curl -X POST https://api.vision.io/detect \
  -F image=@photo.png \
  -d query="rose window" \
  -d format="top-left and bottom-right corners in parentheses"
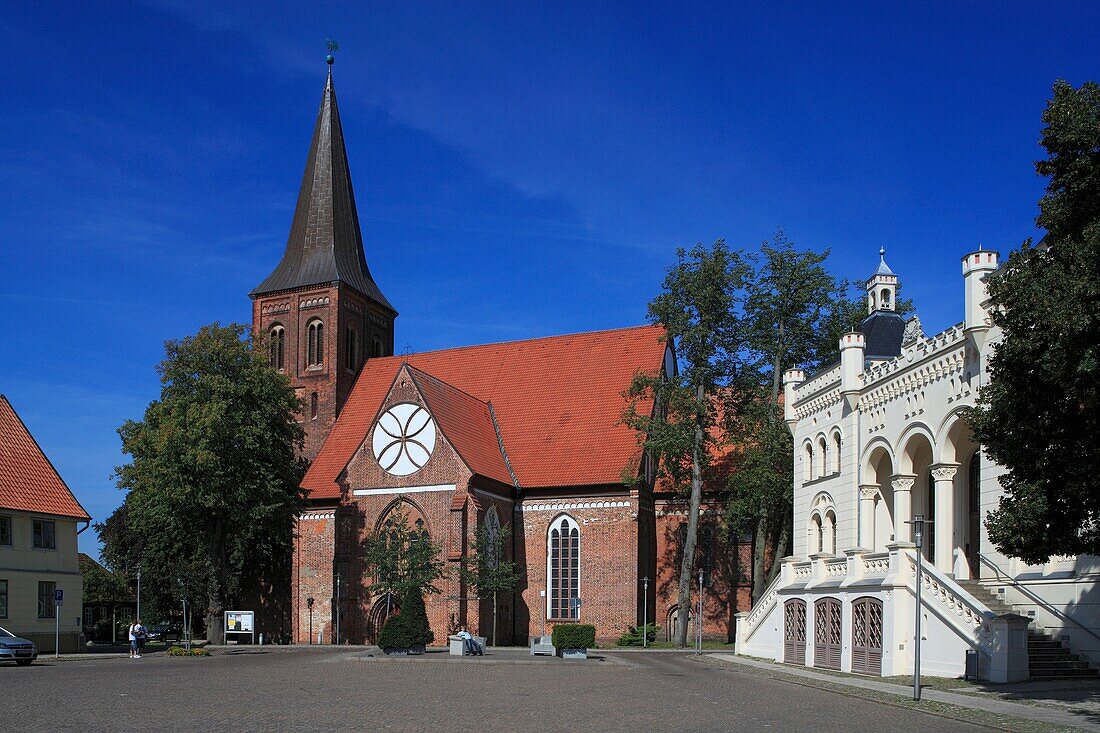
top-left (372, 403), bottom-right (436, 476)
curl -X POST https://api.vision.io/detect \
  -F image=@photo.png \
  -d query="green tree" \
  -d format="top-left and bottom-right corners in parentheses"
top-left (728, 232), bottom-right (851, 600)
top-left (361, 510), bottom-right (446, 617)
top-left (80, 555), bottom-right (132, 606)
top-left (967, 80), bottom-right (1100, 562)
top-left (623, 240), bottom-right (749, 647)
top-left (459, 521), bottom-right (522, 647)
top-left (104, 323), bottom-right (305, 644)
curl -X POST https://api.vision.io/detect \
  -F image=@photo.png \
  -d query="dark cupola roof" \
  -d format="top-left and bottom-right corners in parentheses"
top-left (250, 69), bottom-right (395, 313)
top-left (858, 309), bottom-right (905, 360)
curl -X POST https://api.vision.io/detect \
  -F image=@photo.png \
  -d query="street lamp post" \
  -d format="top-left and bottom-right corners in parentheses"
top-left (696, 569), bottom-right (703, 655)
top-left (335, 572), bottom-right (342, 645)
top-left (642, 576), bottom-right (650, 648)
top-left (307, 597), bottom-right (315, 645)
top-left (906, 514), bottom-right (933, 701)
top-left (136, 565), bottom-right (142, 623)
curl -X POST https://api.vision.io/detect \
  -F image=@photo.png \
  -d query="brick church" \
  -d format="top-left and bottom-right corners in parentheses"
top-left (249, 64), bottom-right (752, 646)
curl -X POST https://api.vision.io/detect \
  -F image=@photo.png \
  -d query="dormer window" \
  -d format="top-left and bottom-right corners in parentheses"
top-left (306, 320), bottom-right (324, 367)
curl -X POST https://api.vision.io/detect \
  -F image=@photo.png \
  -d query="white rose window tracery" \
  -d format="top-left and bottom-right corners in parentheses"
top-left (372, 403), bottom-right (437, 476)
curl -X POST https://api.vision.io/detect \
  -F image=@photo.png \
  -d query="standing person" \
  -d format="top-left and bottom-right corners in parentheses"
top-left (135, 619), bottom-right (147, 658)
top-left (128, 619), bottom-right (141, 659)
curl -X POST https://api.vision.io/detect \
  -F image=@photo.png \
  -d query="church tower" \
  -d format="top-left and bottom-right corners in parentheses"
top-left (251, 60), bottom-right (397, 460)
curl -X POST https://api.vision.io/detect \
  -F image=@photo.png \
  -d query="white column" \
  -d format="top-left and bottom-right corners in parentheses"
top-left (858, 485), bottom-right (878, 550)
top-left (890, 475), bottom-right (915, 544)
top-left (931, 463), bottom-right (959, 574)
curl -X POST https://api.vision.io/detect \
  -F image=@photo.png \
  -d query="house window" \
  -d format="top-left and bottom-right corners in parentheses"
top-left (269, 325), bottom-right (285, 370)
top-left (306, 320), bottom-right (324, 367)
top-left (548, 515), bottom-right (580, 619)
top-left (345, 326), bottom-right (358, 371)
top-left (33, 520), bottom-right (56, 550)
top-left (804, 442), bottom-right (814, 481)
top-left (310, 392), bottom-right (319, 420)
top-left (0, 579), bottom-right (7, 618)
top-left (38, 581), bottom-right (56, 619)
top-left (0, 516), bottom-right (10, 546)
top-left (832, 432), bottom-right (842, 474)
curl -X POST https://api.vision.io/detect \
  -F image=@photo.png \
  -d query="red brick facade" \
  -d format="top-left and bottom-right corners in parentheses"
top-left (251, 284), bottom-right (394, 461)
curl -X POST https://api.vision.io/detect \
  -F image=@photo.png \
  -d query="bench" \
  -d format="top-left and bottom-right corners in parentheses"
top-left (448, 635), bottom-right (487, 656)
top-left (530, 635), bottom-right (554, 656)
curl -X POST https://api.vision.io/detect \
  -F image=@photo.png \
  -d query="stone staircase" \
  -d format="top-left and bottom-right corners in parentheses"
top-left (1027, 631), bottom-right (1098, 678)
top-left (955, 580), bottom-right (1097, 679)
top-left (955, 580), bottom-right (1013, 615)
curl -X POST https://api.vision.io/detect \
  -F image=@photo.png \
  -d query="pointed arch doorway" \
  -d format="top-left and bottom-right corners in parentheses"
top-left (366, 593), bottom-right (399, 644)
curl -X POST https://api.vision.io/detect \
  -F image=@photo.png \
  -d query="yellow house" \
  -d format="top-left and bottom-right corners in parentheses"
top-left (0, 395), bottom-right (90, 653)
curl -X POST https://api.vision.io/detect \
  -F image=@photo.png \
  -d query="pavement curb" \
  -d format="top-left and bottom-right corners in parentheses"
top-left (705, 653), bottom-right (1100, 732)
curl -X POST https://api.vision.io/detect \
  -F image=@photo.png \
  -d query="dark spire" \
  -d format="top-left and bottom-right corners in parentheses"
top-left (250, 63), bottom-right (395, 312)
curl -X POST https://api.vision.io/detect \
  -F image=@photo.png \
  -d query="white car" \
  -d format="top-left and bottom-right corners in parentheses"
top-left (0, 626), bottom-right (38, 666)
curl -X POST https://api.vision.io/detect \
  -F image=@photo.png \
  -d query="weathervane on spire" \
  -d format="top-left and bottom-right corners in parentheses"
top-left (326, 38), bottom-right (339, 66)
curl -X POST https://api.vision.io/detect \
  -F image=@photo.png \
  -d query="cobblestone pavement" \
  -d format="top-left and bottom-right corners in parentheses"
top-left (3, 647), bottom-right (991, 733)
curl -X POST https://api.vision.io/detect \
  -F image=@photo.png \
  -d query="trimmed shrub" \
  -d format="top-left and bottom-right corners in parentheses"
top-left (552, 623), bottom-right (596, 650)
top-left (402, 592), bottom-right (434, 647)
top-left (167, 646), bottom-right (209, 657)
top-left (616, 623), bottom-right (659, 647)
top-left (377, 612), bottom-right (414, 650)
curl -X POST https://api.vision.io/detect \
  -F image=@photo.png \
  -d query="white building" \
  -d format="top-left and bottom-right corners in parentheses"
top-left (736, 248), bottom-right (1099, 682)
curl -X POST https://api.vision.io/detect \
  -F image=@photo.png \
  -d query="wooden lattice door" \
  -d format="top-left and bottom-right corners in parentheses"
top-left (851, 597), bottom-right (883, 675)
top-left (783, 599), bottom-right (807, 665)
top-left (814, 598), bottom-right (842, 670)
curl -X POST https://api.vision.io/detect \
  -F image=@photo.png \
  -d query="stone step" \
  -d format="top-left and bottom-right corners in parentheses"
top-left (1030, 660), bottom-right (1091, 670)
top-left (1029, 668), bottom-right (1098, 678)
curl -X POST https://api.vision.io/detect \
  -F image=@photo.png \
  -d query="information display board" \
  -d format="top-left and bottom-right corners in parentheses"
top-left (225, 610), bottom-right (256, 643)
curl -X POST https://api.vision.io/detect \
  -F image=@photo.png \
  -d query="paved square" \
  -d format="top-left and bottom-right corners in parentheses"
top-left (4, 648), bottom-right (989, 732)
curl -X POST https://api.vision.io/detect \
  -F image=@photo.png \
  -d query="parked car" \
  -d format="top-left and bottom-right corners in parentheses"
top-left (0, 626), bottom-right (38, 666)
top-left (147, 623), bottom-right (183, 643)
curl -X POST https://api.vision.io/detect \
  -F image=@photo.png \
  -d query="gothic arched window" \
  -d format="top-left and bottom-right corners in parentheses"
top-left (269, 325), bottom-right (285, 371)
top-left (484, 507), bottom-right (501, 568)
top-left (310, 392), bottom-right (318, 420)
top-left (832, 431), bottom-right (842, 474)
top-left (306, 320), bottom-right (324, 367)
top-left (548, 515), bottom-right (580, 619)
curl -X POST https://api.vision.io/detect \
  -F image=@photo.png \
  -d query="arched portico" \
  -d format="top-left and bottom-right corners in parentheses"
top-left (859, 445), bottom-right (894, 551)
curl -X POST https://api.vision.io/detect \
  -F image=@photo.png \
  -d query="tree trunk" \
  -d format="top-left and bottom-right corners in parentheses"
top-left (675, 382), bottom-right (706, 647)
top-left (751, 521), bottom-right (768, 603)
top-left (492, 590), bottom-right (498, 648)
top-left (767, 519), bottom-right (791, 587)
top-left (206, 598), bottom-right (225, 646)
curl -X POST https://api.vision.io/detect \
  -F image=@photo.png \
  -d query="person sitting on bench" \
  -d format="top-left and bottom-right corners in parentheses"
top-left (457, 626), bottom-right (482, 656)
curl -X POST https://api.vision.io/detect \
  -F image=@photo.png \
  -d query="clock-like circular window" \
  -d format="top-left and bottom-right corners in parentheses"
top-left (372, 403), bottom-right (436, 476)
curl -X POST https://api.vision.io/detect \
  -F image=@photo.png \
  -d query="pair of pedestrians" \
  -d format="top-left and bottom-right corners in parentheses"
top-left (128, 619), bottom-right (147, 658)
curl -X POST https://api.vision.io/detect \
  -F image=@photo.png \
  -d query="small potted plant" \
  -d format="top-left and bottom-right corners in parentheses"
top-left (552, 623), bottom-right (596, 660)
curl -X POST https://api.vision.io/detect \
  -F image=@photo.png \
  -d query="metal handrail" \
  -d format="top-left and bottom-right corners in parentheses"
top-left (978, 553), bottom-right (1100, 646)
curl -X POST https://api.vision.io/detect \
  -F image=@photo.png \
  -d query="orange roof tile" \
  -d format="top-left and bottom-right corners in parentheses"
top-left (303, 324), bottom-right (667, 498)
top-left (0, 395), bottom-right (90, 520)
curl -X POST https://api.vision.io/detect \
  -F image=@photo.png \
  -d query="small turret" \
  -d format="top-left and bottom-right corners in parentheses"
top-left (866, 247), bottom-right (898, 313)
top-left (962, 249), bottom-right (999, 332)
top-left (839, 332), bottom-right (865, 409)
top-left (783, 369), bottom-right (806, 433)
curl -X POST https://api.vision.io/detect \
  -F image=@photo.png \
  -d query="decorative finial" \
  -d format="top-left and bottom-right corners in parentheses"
top-left (879, 246), bottom-right (886, 258)
top-left (326, 38), bottom-right (338, 66)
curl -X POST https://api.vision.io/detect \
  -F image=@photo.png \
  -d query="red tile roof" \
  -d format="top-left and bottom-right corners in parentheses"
top-left (0, 395), bottom-right (90, 520)
top-left (303, 324), bottom-right (668, 498)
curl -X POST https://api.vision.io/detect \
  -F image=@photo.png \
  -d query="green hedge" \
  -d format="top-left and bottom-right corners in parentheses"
top-left (377, 613), bottom-right (415, 650)
top-left (616, 623), bottom-right (659, 647)
top-left (167, 646), bottom-right (209, 657)
top-left (552, 623), bottom-right (596, 649)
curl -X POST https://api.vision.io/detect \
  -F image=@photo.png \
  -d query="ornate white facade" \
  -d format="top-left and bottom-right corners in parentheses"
top-left (736, 248), bottom-right (1100, 681)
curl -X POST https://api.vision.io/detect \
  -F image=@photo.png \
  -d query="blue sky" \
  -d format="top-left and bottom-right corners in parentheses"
top-left (2, 1), bottom-right (1096, 557)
